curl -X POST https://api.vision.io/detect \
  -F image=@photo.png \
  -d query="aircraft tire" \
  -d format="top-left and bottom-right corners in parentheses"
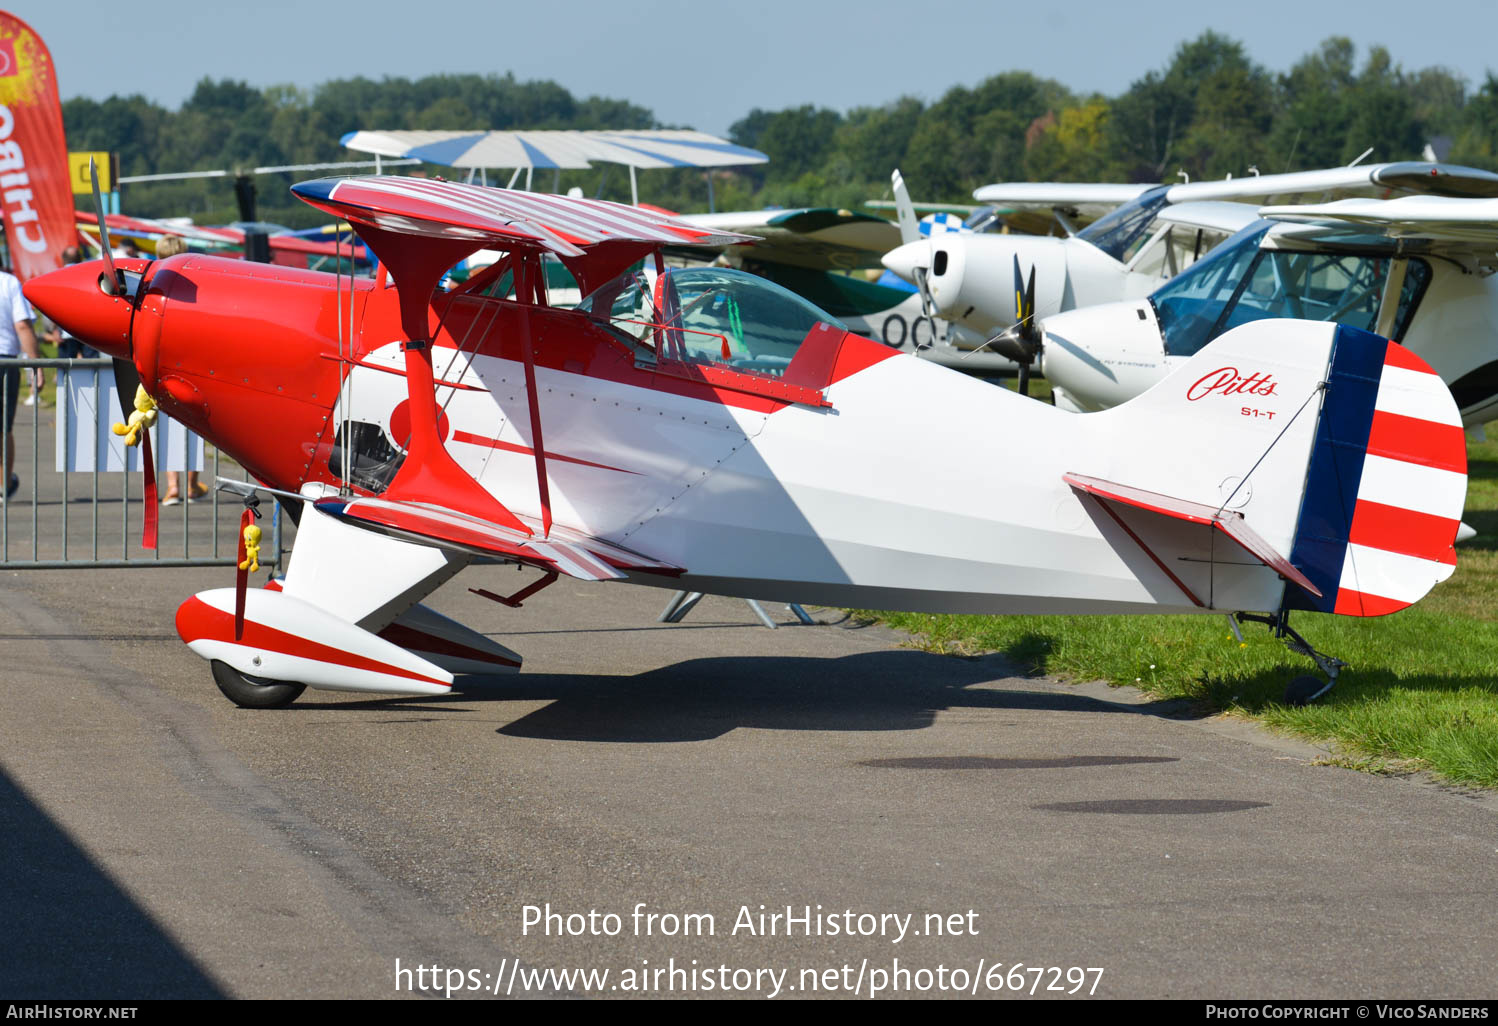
top-left (211, 660), bottom-right (306, 709)
top-left (1282, 675), bottom-right (1332, 707)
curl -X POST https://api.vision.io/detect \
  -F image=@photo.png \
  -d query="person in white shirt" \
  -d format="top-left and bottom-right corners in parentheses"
top-left (0, 257), bottom-right (42, 500)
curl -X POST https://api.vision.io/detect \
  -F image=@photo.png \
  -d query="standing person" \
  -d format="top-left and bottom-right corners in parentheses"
top-left (0, 253), bottom-right (42, 500)
top-left (154, 235), bottom-right (208, 505)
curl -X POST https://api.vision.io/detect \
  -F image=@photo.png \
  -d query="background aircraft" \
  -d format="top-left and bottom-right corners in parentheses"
top-left (26, 178), bottom-right (1467, 709)
top-left (76, 211), bottom-right (370, 271)
top-left (882, 163), bottom-right (1498, 389)
top-left (343, 127), bottom-right (1020, 373)
top-left (1024, 195), bottom-right (1498, 426)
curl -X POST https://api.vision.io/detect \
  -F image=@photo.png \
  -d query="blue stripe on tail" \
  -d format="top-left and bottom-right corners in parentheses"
top-left (1284, 325), bottom-right (1386, 612)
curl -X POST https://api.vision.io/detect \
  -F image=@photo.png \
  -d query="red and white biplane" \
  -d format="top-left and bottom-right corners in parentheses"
top-left (24, 175), bottom-right (1468, 708)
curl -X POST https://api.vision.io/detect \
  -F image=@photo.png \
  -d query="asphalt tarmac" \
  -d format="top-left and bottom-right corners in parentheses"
top-left (2, 554), bottom-right (1496, 1000)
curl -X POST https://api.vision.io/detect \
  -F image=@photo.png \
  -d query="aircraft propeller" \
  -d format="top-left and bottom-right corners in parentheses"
top-left (88, 159), bottom-right (148, 411)
top-left (89, 157), bottom-right (160, 545)
top-left (985, 255), bottom-right (1042, 396)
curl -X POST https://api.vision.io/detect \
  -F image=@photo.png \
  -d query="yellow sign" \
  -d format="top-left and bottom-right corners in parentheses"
top-left (67, 151), bottom-right (114, 195)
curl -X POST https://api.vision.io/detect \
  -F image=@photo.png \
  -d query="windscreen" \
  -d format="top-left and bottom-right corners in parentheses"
top-left (1076, 186), bottom-right (1171, 261)
top-left (1149, 222), bottom-right (1271, 357)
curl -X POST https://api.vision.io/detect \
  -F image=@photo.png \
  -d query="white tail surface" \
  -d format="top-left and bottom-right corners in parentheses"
top-left (1076, 319), bottom-right (1465, 615)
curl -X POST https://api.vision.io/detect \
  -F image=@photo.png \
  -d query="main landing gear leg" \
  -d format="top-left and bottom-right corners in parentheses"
top-left (1235, 610), bottom-right (1346, 707)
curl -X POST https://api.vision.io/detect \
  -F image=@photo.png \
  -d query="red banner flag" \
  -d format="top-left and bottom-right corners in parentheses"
top-left (0, 13), bottom-right (71, 281)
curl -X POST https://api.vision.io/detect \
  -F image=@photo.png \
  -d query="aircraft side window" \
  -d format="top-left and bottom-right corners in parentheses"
top-left (1161, 249), bottom-right (1433, 358)
top-left (577, 266), bottom-right (849, 379)
top-left (1223, 252), bottom-right (1385, 337)
top-left (1391, 259), bottom-right (1433, 341)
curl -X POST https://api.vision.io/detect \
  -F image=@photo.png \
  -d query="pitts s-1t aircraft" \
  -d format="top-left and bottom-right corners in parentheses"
top-left (25, 175), bottom-right (1468, 708)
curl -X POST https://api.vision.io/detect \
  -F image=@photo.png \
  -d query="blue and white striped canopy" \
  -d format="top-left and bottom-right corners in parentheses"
top-left (341, 129), bottom-right (767, 170)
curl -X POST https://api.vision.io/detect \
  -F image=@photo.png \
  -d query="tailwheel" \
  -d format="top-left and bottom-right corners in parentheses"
top-left (1283, 675), bottom-right (1334, 707)
top-left (210, 660), bottom-right (306, 709)
top-left (1236, 610), bottom-right (1346, 707)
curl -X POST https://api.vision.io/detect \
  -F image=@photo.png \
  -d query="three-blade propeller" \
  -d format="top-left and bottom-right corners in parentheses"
top-left (983, 255), bottom-right (1043, 396)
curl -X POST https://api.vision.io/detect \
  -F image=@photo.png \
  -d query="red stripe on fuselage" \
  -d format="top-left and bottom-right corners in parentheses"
top-left (449, 431), bottom-right (640, 474)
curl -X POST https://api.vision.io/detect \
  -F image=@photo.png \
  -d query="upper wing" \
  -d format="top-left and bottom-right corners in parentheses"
top-left (1260, 195), bottom-right (1498, 241)
top-left (1166, 162), bottom-right (1498, 205)
top-left (972, 164), bottom-right (1498, 231)
top-left (292, 175), bottom-right (756, 259)
top-left (969, 183), bottom-right (1158, 234)
top-left (678, 207), bottom-right (903, 271)
top-left (1259, 195), bottom-right (1498, 269)
top-left (971, 182), bottom-right (1156, 216)
top-left (341, 128), bottom-right (768, 170)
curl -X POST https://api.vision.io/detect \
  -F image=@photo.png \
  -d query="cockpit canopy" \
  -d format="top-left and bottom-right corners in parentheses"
top-left (576, 266), bottom-right (849, 374)
top-left (1148, 221), bottom-right (1432, 358)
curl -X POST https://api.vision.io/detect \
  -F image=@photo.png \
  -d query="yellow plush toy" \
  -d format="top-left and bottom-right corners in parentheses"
top-left (239, 524), bottom-right (262, 573)
top-left (111, 385), bottom-right (158, 447)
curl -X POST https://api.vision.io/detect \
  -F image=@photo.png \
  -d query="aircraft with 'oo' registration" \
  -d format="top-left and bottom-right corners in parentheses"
top-left (25, 169), bottom-right (1469, 711)
top-left (881, 162), bottom-right (1498, 397)
top-left (1002, 195), bottom-right (1498, 438)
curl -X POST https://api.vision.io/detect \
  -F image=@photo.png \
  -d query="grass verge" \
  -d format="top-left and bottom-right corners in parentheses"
top-left (852, 430), bottom-right (1498, 789)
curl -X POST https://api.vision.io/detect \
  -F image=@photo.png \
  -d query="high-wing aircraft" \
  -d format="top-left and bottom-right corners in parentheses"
top-left (882, 163), bottom-right (1498, 387)
top-left (25, 176), bottom-right (1468, 710)
top-left (1023, 196), bottom-right (1498, 425)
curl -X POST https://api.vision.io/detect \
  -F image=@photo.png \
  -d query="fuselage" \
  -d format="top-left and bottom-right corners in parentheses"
top-left (29, 252), bottom-right (1318, 617)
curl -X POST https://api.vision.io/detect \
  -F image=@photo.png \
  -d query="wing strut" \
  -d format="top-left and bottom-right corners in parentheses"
top-left (514, 255), bottom-right (553, 538)
top-left (351, 223), bottom-right (530, 535)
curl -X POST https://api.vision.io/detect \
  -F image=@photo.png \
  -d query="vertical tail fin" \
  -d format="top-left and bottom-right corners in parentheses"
top-left (1083, 321), bottom-right (1465, 616)
top-left (1286, 327), bottom-right (1466, 615)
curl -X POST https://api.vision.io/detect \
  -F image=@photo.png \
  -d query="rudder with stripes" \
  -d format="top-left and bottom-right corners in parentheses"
top-left (1286, 325), bottom-right (1467, 617)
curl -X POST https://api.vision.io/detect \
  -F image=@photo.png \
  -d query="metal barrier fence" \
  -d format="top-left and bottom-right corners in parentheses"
top-left (1, 357), bottom-right (287, 569)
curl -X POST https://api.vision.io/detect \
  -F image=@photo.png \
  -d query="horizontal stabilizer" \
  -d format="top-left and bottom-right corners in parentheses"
top-left (316, 495), bottom-right (681, 582)
top-left (1063, 473), bottom-right (1322, 601)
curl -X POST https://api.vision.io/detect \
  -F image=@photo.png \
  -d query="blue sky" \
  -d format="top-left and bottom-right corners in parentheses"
top-left (19, 0), bottom-right (1498, 137)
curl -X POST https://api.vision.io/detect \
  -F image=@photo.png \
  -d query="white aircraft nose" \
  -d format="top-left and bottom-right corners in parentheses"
top-left (881, 239), bottom-right (930, 284)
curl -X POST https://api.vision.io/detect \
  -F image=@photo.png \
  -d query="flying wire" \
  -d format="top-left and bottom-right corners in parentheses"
top-left (1214, 380), bottom-right (1326, 518)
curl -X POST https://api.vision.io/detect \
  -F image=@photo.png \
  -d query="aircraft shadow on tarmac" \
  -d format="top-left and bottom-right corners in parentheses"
top-left (316, 648), bottom-right (1202, 743)
top-left (0, 769), bottom-right (224, 998)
